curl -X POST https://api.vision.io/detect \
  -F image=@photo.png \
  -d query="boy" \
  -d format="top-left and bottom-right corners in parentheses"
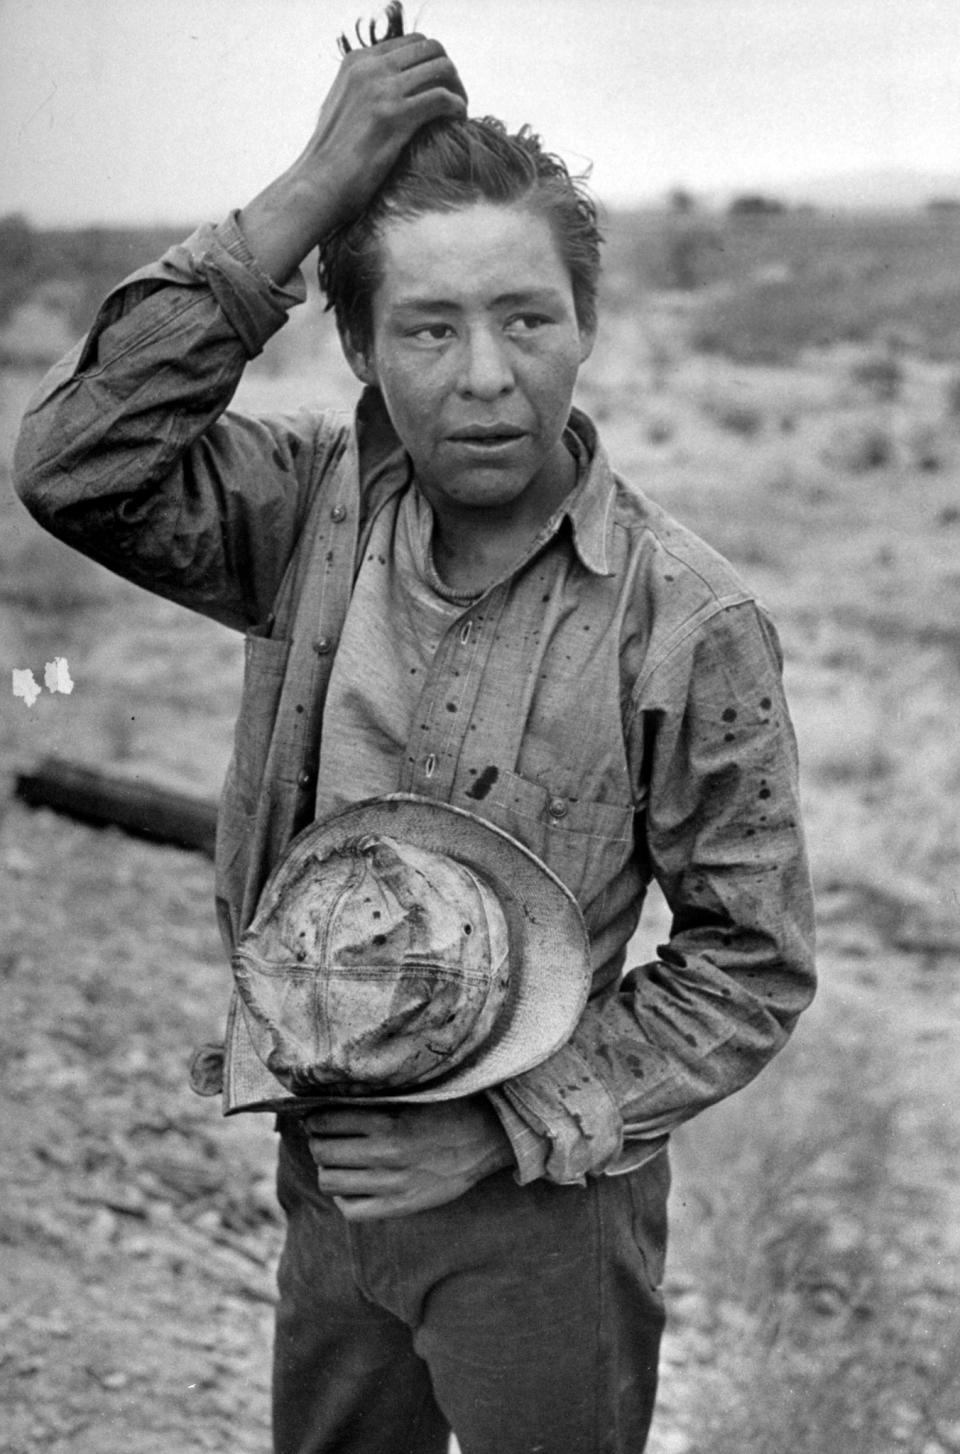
top-left (15, 9), bottom-right (815, 1450)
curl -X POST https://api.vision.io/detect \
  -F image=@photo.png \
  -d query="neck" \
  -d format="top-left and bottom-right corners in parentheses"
top-left (426, 441), bottom-right (578, 595)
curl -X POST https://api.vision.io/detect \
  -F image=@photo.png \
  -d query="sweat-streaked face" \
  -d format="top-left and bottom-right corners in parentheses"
top-left (344, 201), bottom-right (595, 524)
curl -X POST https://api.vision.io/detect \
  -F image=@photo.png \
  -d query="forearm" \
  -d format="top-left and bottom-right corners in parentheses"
top-left (15, 216), bottom-right (295, 502)
top-left (490, 886), bottom-right (814, 1186)
top-left (239, 168), bottom-right (346, 288)
top-left (595, 902), bottom-right (814, 1127)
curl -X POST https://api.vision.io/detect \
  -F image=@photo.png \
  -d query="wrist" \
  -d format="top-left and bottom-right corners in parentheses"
top-left (239, 166), bottom-right (348, 287)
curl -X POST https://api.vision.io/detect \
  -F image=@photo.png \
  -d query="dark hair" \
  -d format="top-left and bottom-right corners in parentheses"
top-left (337, 0), bottom-right (405, 55)
top-left (318, 11), bottom-right (602, 351)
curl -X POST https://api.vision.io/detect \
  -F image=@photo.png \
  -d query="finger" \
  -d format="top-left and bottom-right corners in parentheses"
top-left (333, 1193), bottom-right (410, 1221)
top-left (401, 86), bottom-right (469, 129)
top-left (382, 38), bottom-right (467, 106)
top-left (392, 35), bottom-right (448, 68)
top-left (315, 1165), bottom-right (397, 1197)
top-left (349, 32), bottom-right (430, 58)
top-left (307, 1135), bottom-right (387, 1170)
top-left (399, 55), bottom-right (469, 104)
top-left (332, 1184), bottom-right (462, 1221)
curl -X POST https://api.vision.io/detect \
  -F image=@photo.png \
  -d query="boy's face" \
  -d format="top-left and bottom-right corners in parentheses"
top-left (344, 201), bottom-right (595, 521)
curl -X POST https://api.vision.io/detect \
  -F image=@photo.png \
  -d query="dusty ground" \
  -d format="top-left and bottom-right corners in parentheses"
top-left (2, 263), bottom-right (960, 1452)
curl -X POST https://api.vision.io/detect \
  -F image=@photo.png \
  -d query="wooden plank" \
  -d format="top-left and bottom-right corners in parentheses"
top-left (15, 756), bottom-right (219, 857)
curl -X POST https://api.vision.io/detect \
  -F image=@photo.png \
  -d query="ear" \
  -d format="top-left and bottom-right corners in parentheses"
top-left (340, 328), bottom-right (378, 386)
top-left (578, 321), bottom-right (597, 365)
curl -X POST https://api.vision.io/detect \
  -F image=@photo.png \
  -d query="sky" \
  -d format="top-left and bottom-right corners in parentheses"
top-left (2, 0), bottom-right (959, 225)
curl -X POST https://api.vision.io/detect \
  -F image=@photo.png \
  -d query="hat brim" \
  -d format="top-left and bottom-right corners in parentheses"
top-left (223, 794), bottom-right (591, 1114)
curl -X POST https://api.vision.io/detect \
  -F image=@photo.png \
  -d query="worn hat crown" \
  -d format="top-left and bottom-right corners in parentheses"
top-left (233, 832), bottom-right (512, 1094)
top-left (223, 795), bottom-right (592, 1114)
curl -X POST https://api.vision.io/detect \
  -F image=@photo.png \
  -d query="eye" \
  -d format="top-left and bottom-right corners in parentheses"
top-left (408, 323), bottom-right (455, 343)
top-left (505, 313), bottom-right (551, 336)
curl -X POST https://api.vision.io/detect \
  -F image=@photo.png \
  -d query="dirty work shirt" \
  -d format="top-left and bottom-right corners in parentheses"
top-left (315, 442), bottom-right (582, 816)
top-left (13, 214), bottom-right (816, 1186)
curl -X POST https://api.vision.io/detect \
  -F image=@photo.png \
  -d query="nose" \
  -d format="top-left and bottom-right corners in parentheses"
top-left (458, 323), bottom-right (514, 399)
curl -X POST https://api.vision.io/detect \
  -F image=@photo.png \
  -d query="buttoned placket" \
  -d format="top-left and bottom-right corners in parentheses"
top-left (399, 587), bottom-right (510, 798)
top-left (395, 511), bottom-right (601, 810)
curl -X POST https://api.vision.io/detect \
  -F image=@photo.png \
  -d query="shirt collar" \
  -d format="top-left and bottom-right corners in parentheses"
top-left (560, 408), bottom-right (617, 578)
top-left (354, 390), bottom-right (617, 580)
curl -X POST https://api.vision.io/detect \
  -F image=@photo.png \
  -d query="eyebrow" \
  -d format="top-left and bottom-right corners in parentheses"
top-left (389, 287), bottom-right (568, 314)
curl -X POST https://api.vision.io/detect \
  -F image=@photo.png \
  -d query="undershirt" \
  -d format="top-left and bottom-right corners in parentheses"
top-left (315, 481), bottom-right (482, 821)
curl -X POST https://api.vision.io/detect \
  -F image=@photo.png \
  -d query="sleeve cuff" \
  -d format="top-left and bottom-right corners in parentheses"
top-left (200, 212), bottom-right (307, 356)
top-left (489, 1043), bottom-right (625, 1185)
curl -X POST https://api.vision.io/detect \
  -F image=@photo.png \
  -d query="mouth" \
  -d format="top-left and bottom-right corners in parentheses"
top-left (447, 424), bottom-right (528, 444)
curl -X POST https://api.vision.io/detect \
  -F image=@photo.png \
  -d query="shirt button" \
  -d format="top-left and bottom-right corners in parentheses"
top-left (313, 636), bottom-right (333, 655)
top-left (297, 768), bottom-right (315, 789)
top-left (330, 504), bottom-right (347, 523)
top-left (548, 796), bottom-right (568, 820)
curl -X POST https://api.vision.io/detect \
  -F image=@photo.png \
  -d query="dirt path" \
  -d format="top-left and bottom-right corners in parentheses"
top-left (1, 808), bottom-right (277, 1452)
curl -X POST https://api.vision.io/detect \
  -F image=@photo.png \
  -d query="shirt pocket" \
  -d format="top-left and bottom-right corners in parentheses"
top-left (216, 630), bottom-right (293, 942)
top-left (483, 767), bottom-right (635, 908)
top-left (229, 630), bottom-right (292, 811)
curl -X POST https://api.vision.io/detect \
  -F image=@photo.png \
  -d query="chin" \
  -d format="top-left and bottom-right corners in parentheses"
top-left (415, 460), bottom-right (527, 509)
top-left (444, 476), bottom-right (533, 511)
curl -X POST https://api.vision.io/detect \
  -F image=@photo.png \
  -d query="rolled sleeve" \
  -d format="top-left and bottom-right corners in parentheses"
top-left (198, 212), bottom-right (306, 356)
top-left (487, 1043), bottom-right (623, 1185)
top-left (72, 211), bottom-right (305, 367)
top-left (13, 214), bottom-right (326, 630)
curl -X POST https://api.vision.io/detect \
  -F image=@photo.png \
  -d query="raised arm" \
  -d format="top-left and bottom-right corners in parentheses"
top-left (13, 29), bottom-right (466, 629)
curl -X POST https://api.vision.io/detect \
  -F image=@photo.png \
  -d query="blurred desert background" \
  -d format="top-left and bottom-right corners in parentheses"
top-left (2, 189), bottom-right (960, 1453)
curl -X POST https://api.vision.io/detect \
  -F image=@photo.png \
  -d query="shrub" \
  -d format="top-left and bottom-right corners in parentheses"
top-left (662, 222), bottom-right (722, 291)
top-left (645, 417), bottom-right (675, 445)
top-left (702, 395), bottom-right (765, 438)
top-left (822, 423), bottom-right (895, 473)
top-left (850, 352), bottom-right (904, 402)
top-left (906, 422), bottom-right (946, 472)
top-left (728, 193), bottom-right (788, 218)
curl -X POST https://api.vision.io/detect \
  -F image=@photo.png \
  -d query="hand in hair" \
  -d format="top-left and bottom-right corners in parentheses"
top-left (240, 9), bottom-right (467, 285)
top-left (308, 31), bottom-right (468, 217)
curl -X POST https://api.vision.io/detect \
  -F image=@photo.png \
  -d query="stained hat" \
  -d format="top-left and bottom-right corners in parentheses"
top-left (222, 794), bottom-right (591, 1114)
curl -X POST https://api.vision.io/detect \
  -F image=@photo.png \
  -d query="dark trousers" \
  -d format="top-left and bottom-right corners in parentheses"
top-left (273, 1124), bottom-right (669, 1454)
